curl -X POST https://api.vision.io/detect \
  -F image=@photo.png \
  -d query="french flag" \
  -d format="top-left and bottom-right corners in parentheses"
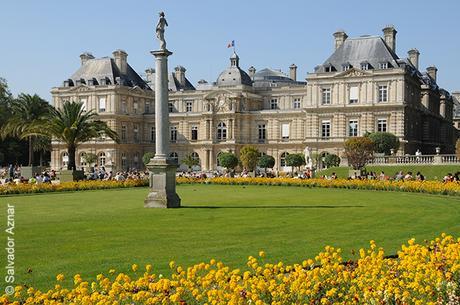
top-left (227, 40), bottom-right (235, 48)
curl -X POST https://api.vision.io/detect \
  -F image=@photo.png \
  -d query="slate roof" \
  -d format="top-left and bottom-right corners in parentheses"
top-left (69, 57), bottom-right (150, 90)
top-left (216, 52), bottom-right (252, 87)
top-left (316, 36), bottom-right (400, 73)
top-left (252, 68), bottom-right (306, 88)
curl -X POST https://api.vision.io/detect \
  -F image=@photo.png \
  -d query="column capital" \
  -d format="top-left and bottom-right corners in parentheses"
top-left (151, 50), bottom-right (173, 57)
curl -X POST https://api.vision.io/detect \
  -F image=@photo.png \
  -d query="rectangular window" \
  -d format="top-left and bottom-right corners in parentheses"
top-left (349, 86), bottom-right (359, 104)
top-left (321, 121), bottom-right (331, 139)
top-left (170, 126), bottom-right (177, 142)
top-left (168, 102), bottom-right (174, 113)
top-left (80, 98), bottom-right (87, 111)
top-left (133, 101), bottom-right (138, 114)
top-left (185, 101), bottom-right (193, 112)
top-left (133, 124), bottom-right (139, 142)
top-left (293, 98), bottom-right (301, 109)
top-left (348, 120), bottom-right (358, 137)
top-left (121, 100), bottom-right (127, 113)
top-left (98, 97), bottom-right (106, 112)
top-left (150, 126), bottom-right (155, 142)
top-left (377, 119), bottom-right (387, 132)
top-left (191, 126), bottom-right (198, 141)
top-left (361, 63), bottom-right (369, 70)
top-left (322, 88), bottom-right (331, 105)
top-left (258, 124), bottom-right (266, 142)
top-left (145, 101), bottom-right (150, 113)
top-left (121, 153), bottom-right (127, 169)
top-left (281, 123), bottom-right (290, 140)
top-left (379, 62), bottom-right (388, 69)
top-left (270, 99), bottom-right (278, 110)
top-left (378, 85), bottom-right (388, 102)
top-left (121, 125), bottom-right (127, 141)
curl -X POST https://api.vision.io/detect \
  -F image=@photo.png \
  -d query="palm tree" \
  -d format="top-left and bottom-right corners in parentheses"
top-left (0, 94), bottom-right (52, 166)
top-left (44, 101), bottom-right (119, 170)
top-left (32, 136), bottom-right (51, 166)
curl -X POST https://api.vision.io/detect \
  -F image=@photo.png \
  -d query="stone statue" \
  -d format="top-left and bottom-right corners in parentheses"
top-left (156, 12), bottom-right (168, 50)
top-left (304, 146), bottom-right (313, 169)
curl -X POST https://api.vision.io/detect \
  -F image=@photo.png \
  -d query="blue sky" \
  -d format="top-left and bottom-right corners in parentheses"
top-left (1, 0), bottom-right (459, 100)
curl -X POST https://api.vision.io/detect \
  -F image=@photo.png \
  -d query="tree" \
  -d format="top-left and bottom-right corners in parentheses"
top-left (32, 136), bottom-right (51, 166)
top-left (218, 152), bottom-right (239, 172)
top-left (367, 132), bottom-right (400, 155)
top-left (285, 153), bottom-right (305, 175)
top-left (324, 153), bottom-right (340, 168)
top-left (82, 152), bottom-right (98, 167)
top-left (142, 152), bottom-right (155, 166)
top-left (239, 146), bottom-right (260, 171)
top-left (42, 101), bottom-right (119, 170)
top-left (258, 154), bottom-right (275, 174)
top-left (181, 153), bottom-right (200, 171)
top-left (0, 93), bottom-right (52, 166)
top-left (344, 137), bottom-right (374, 170)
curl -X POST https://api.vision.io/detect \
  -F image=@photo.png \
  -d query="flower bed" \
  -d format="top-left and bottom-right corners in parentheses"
top-left (177, 177), bottom-right (460, 196)
top-left (2, 234), bottom-right (459, 304)
top-left (0, 179), bottom-right (148, 195)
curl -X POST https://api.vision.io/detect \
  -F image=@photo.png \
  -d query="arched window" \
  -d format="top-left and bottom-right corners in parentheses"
top-left (62, 152), bottom-right (69, 168)
top-left (216, 151), bottom-right (223, 167)
top-left (191, 152), bottom-right (200, 163)
top-left (217, 122), bottom-right (227, 141)
top-left (280, 152), bottom-right (289, 167)
top-left (169, 152), bottom-right (179, 164)
top-left (98, 152), bottom-right (106, 167)
top-left (79, 152), bottom-right (87, 167)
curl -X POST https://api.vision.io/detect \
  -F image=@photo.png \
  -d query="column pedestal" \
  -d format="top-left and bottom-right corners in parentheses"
top-left (144, 158), bottom-right (180, 208)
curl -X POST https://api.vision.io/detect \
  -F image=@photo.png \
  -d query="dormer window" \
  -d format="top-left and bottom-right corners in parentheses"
top-left (324, 63), bottom-right (335, 73)
top-left (342, 63), bottom-right (351, 71)
top-left (379, 62), bottom-right (389, 69)
top-left (361, 63), bottom-right (369, 70)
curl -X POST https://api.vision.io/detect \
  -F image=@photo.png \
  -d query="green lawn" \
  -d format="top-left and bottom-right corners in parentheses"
top-left (318, 164), bottom-right (460, 180)
top-left (1, 184), bottom-right (459, 290)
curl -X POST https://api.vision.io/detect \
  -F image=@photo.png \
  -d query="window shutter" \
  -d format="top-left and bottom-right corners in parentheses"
top-left (350, 86), bottom-right (358, 101)
top-left (99, 98), bottom-right (106, 109)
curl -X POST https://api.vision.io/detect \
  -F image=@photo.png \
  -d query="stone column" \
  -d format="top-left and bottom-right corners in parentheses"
top-left (144, 49), bottom-right (181, 208)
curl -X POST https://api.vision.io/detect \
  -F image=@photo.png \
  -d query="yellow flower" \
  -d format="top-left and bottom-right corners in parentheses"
top-left (258, 251), bottom-right (265, 258)
top-left (56, 274), bottom-right (65, 281)
top-left (131, 264), bottom-right (138, 272)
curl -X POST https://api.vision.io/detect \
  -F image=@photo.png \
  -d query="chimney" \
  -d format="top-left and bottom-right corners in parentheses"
top-left (248, 66), bottom-right (256, 79)
top-left (112, 49), bottom-right (128, 74)
top-left (382, 25), bottom-right (397, 52)
top-left (79, 52), bottom-right (94, 66)
top-left (426, 66), bottom-right (438, 82)
top-left (333, 30), bottom-right (348, 50)
top-left (174, 66), bottom-right (186, 86)
top-left (289, 64), bottom-right (297, 81)
top-left (407, 48), bottom-right (420, 69)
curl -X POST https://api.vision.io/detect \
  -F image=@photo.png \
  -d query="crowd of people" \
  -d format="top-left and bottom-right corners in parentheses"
top-left (1, 163), bottom-right (460, 185)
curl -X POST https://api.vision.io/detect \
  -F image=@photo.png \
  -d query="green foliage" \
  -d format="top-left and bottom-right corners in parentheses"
top-left (142, 152), bottom-right (155, 166)
top-left (344, 137), bottom-right (374, 170)
top-left (239, 146), bottom-right (260, 171)
top-left (324, 153), bottom-right (341, 168)
top-left (0, 93), bottom-right (52, 166)
top-left (285, 153), bottom-right (305, 175)
top-left (82, 152), bottom-right (98, 166)
top-left (456, 139), bottom-right (460, 158)
top-left (43, 101), bottom-right (119, 170)
top-left (182, 153), bottom-right (200, 170)
top-left (367, 132), bottom-right (400, 155)
top-left (258, 154), bottom-right (275, 170)
top-left (218, 152), bottom-right (239, 170)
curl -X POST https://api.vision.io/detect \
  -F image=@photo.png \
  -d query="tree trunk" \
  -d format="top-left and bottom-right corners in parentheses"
top-left (67, 145), bottom-right (76, 170)
top-left (28, 136), bottom-right (34, 166)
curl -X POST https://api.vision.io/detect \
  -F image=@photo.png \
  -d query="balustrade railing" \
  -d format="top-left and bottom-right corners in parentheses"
top-left (370, 154), bottom-right (460, 165)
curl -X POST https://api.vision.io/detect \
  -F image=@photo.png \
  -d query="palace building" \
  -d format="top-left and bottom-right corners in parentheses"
top-left (50, 26), bottom-right (458, 172)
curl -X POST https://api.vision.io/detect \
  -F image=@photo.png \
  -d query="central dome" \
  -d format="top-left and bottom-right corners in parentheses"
top-left (216, 52), bottom-right (252, 87)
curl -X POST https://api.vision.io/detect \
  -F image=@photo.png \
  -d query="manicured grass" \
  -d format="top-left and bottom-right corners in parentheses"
top-left (1, 184), bottom-right (460, 289)
top-left (318, 164), bottom-right (460, 180)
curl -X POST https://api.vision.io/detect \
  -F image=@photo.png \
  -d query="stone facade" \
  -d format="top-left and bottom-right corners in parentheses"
top-left (51, 27), bottom-right (457, 172)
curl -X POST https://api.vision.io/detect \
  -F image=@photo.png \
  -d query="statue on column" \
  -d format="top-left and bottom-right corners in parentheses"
top-left (156, 12), bottom-right (168, 50)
